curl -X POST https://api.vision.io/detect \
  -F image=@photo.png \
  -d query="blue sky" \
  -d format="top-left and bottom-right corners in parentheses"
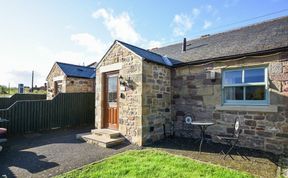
top-left (0, 0), bottom-right (288, 87)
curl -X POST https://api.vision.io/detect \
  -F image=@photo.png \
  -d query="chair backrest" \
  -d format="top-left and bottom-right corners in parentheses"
top-left (184, 114), bottom-right (194, 124)
top-left (233, 117), bottom-right (241, 137)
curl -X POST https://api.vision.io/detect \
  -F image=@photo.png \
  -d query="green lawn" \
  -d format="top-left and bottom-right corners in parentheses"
top-left (56, 149), bottom-right (254, 178)
top-left (0, 87), bottom-right (46, 97)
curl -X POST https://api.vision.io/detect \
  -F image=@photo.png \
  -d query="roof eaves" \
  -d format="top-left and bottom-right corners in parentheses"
top-left (174, 46), bottom-right (288, 67)
top-left (89, 72), bottom-right (96, 79)
top-left (66, 75), bottom-right (91, 79)
top-left (142, 58), bottom-right (173, 68)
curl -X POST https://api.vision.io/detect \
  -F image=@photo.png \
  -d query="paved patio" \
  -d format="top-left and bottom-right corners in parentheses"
top-left (0, 127), bottom-right (138, 178)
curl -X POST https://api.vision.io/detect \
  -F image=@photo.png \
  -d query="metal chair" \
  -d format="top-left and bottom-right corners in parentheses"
top-left (217, 117), bottom-right (245, 159)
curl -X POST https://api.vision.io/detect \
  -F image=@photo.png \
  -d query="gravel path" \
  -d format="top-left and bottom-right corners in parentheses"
top-left (0, 127), bottom-right (138, 178)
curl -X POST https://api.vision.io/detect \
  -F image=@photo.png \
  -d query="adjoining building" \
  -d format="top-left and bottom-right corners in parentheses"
top-left (46, 62), bottom-right (96, 99)
top-left (87, 16), bottom-right (288, 154)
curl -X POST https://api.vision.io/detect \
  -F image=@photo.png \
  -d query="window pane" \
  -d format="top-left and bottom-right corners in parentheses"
top-left (224, 87), bottom-right (244, 100)
top-left (245, 68), bottom-right (264, 83)
top-left (246, 86), bottom-right (265, 100)
top-left (223, 70), bottom-right (242, 84)
top-left (108, 76), bottom-right (117, 102)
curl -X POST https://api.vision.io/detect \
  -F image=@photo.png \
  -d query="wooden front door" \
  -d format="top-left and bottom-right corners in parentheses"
top-left (104, 72), bottom-right (119, 129)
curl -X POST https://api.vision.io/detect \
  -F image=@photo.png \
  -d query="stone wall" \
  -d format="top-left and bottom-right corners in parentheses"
top-left (95, 43), bottom-right (143, 145)
top-left (46, 64), bottom-right (66, 99)
top-left (47, 63), bottom-right (95, 100)
top-left (172, 52), bottom-right (288, 154)
top-left (142, 61), bottom-right (171, 144)
top-left (94, 41), bottom-right (288, 154)
top-left (66, 77), bottom-right (95, 93)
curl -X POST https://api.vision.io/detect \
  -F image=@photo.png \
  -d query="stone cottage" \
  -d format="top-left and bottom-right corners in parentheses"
top-left (46, 62), bottom-right (96, 99)
top-left (86, 16), bottom-right (288, 154)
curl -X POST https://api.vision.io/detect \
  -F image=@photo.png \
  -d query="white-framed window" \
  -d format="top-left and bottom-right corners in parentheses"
top-left (222, 66), bottom-right (269, 105)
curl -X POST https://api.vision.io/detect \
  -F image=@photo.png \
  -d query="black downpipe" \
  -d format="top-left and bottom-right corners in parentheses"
top-left (163, 124), bottom-right (166, 137)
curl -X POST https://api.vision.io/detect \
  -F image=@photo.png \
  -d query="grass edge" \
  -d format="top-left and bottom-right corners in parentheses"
top-left (55, 148), bottom-right (254, 177)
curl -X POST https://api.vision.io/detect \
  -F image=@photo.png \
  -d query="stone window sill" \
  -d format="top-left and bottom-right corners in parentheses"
top-left (215, 105), bottom-right (278, 113)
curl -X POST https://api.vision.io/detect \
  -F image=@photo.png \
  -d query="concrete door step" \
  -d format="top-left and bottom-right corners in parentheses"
top-left (80, 134), bottom-right (125, 148)
top-left (77, 129), bottom-right (125, 148)
top-left (76, 132), bottom-right (90, 140)
top-left (91, 129), bottom-right (120, 139)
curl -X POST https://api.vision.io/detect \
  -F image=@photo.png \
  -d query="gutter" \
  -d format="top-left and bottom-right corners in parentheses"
top-left (173, 46), bottom-right (288, 68)
top-left (143, 58), bottom-right (173, 69)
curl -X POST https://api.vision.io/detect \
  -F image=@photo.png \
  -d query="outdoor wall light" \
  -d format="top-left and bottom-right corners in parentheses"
top-left (119, 75), bottom-right (132, 88)
top-left (207, 70), bottom-right (216, 82)
top-left (119, 75), bottom-right (127, 86)
top-left (127, 77), bottom-right (132, 87)
top-left (210, 71), bottom-right (216, 81)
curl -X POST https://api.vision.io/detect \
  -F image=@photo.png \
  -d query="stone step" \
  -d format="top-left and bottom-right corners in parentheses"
top-left (91, 129), bottom-right (120, 139)
top-left (80, 134), bottom-right (125, 148)
top-left (76, 132), bottom-right (90, 140)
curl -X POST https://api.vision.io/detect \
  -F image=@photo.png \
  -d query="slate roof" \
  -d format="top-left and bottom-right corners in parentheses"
top-left (117, 40), bottom-right (175, 66)
top-left (56, 62), bottom-right (96, 79)
top-left (152, 16), bottom-right (288, 66)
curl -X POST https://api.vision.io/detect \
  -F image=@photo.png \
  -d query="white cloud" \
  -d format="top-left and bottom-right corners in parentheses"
top-left (171, 8), bottom-right (202, 37)
top-left (192, 8), bottom-right (200, 17)
top-left (206, 5), bottom-right (213, 13)
top-left (172, 14), bottom-right (193, 36)
top-left (147, 40), bottom-right (162, 49)
top-left (91, 8), bottom-right (167, 50)
top-left (65, 25), bottom-right (73, 30)
top-left (55, 51), bottom-right (87, 62)
top-left (34, 45), bottom-right (100, 85)
top-left (205, 5), bottom-right (218, 16)
top-left (6, 70), bottom-right (44, 87)
top-left (71, 33), bottom-right (107, 56)
top-left (4, 70), bottom-right (25, 87)
top-left (216, 17), bottom-right (222, 22)
top-left (203, 20), bottom-right (212, 29)
top-left (92, 8), bottom-right (142, 44)
top-left (35, 34), bottom-right (106, 73)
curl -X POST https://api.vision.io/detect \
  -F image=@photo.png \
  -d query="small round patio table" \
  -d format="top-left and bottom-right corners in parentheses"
top-left (191, 121), bottom-right (215, 153)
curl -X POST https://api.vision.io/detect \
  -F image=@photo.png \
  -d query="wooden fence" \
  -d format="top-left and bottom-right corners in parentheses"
top-left (0, 93), bottom-right (95, 135)
top-left (0, 94), bottom-right (46, 109)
